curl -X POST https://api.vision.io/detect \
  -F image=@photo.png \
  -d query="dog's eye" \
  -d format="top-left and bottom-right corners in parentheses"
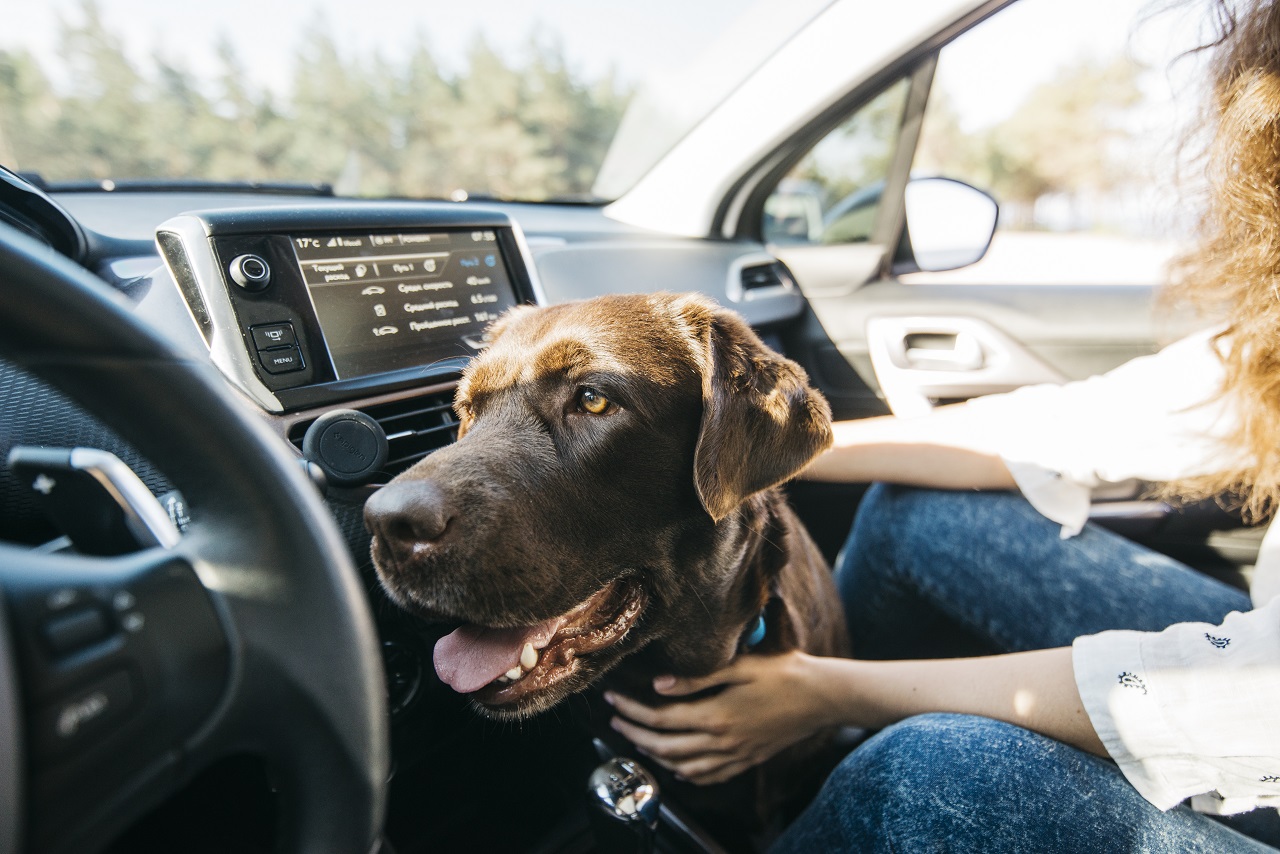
top-left (577, 388), bottom-right (613, 415)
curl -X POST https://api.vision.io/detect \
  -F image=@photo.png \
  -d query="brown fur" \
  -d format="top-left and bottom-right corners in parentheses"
top-left (364, 292), bottom-right (848, 727)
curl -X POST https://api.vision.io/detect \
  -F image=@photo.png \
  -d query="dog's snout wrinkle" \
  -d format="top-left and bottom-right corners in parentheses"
top-left (365, 480), bottom-right (454, 554)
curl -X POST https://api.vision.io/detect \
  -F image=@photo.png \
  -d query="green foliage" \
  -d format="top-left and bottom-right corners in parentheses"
top-left (916, 55), bottom-right (1145, 228)
top-left (767, 78), bottom-right (910, 245)
top-left (798, 79), bottom-right (910, 213)
top-left (0, 0), bottom-right (630, 201)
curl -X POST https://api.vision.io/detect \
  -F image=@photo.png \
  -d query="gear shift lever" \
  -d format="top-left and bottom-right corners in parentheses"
top-left (586, 756), bottom-right (660, 853)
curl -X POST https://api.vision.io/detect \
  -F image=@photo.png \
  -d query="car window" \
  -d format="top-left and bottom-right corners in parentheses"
top-left (0, 0), bottom-right (830, 204)
top-left (904, 0), bottom-right (1205, 285)
top-left (762, 77), bottom-right (910, 246)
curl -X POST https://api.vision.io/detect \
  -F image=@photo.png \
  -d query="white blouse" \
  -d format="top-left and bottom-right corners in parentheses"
top-left (948, 327), bottom-right (1280, 815)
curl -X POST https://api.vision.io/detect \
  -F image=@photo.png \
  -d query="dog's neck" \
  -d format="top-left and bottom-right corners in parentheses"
top-left (719, 490), bottom-right (794, 654)
top-left (625, 489), bottom-right (794, 681)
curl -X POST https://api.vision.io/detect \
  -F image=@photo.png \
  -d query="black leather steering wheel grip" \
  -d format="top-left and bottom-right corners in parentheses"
top-left (0, 223), bottom-right (388, 854)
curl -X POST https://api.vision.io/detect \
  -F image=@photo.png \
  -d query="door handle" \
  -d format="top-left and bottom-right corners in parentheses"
top-left (903, 331), bottom-right (983, 371)
top-left (865, 316), bottom-right (1066, 417)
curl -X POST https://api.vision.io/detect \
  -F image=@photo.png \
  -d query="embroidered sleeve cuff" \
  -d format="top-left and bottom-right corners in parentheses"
top-left (1073, 631), bottom-right (1195, 811)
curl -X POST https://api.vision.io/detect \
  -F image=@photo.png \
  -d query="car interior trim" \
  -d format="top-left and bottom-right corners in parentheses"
top-left (67, 448), bottom-right (182, 549)
top-left (716, 0), bottom-right (1004, 243)
top-left (156, 204), bottom-right (545, 414)
top-left (866, 315), bottom-right (1067, 417)
top-left (155, 215), bottom-right (287, 412)
top-left (725, 252), bottom-right (799, 303)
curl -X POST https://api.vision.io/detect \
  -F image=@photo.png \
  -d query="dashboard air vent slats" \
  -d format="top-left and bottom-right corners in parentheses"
top-left (740, 261), bottom-right (794, 294)
top-left (729, 259), bottom-right (797, 303)
top-left (289, 390), bottom-right (459, 481)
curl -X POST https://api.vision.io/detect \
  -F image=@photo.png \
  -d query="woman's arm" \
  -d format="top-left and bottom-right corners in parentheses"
top-left (802, 410), bottom-right (1017, 489)
top-left (606, 647), bottom-right (1104, 785)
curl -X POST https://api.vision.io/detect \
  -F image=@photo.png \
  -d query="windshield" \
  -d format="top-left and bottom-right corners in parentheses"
top-left (0, 0), bottom-right (830, 203)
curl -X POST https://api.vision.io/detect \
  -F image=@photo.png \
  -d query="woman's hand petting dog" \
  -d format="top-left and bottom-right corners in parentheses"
top-left (605, 650), bottom-right (833, 786)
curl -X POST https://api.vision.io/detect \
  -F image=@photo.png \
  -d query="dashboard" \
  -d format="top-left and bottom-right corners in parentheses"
top-left (0, 180), bottom-right (821, 851)
top-left (153, 206), bottom-right (538, 412)
top-left (53, 193), bottom-right (812, 495)
top-left (1, 180), bottom-right (812, 787)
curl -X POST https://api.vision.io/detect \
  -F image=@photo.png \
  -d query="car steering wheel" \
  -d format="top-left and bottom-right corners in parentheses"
top-left (0, 222), bottom-right (388, 853)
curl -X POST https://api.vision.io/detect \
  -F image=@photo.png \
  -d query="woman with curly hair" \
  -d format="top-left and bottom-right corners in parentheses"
top-left (608, 1), bottom-right (1280, 850)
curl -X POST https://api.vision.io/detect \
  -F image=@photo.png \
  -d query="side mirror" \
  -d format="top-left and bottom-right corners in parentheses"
top-left (902, 177), bottom-right (998, 273)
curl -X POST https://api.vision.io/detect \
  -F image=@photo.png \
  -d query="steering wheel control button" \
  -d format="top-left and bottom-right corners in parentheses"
top-left (259, 346), bottom-right (305, 374)
top-left (301, 409), bottom-right (389, 487)
top-left (43, 607), bottom-right (111, 655)
top-left (228, 253), bottom-right (272, 291)
top-left (250, 322), bottom-right (297, 351)
top-left (36, 670), bottom-right (134, 756)
top-left (159, 490), bottom-right (192, 532)
top-left (46, 588), bottom-right (79, 611)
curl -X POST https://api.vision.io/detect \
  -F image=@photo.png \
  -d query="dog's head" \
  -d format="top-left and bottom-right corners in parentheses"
top-left (364, 293), bottom-right (831, 718)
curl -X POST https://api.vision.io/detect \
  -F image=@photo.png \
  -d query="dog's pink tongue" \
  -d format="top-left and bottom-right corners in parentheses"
top-left (434, 620), bottom-right (562, 694)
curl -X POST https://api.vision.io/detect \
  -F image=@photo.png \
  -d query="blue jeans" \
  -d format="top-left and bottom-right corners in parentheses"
top-left (772, 484), bottom-right (1276, 853)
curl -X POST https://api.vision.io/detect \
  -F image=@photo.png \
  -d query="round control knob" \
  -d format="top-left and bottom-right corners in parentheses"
top-left (301, 409), bottom-right (389, 487)
top-left (228, 253), bottom-right (271, 291)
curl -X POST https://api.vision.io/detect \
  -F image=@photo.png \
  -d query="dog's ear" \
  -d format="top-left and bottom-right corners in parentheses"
top-left (679, 296), bottom-right (833, 522)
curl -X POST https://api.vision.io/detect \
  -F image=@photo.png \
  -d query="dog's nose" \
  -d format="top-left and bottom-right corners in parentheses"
top-left (364, 480), bottom-right (454, 553)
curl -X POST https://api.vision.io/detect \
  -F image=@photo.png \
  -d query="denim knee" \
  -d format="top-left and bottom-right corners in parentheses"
top-left (772, 714), bottom-right (1272, 854)
top-left (771, 713), bottom-right (1000, 853)
top-left (773, 714), bottom-right (1095, 853)
top-left (823, 713), bottom-right (1002, 818)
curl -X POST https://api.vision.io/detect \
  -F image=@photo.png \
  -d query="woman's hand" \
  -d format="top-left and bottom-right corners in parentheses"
top-left (606, 646), bottom-right (1105, 786)
top-left (605, 650), bottom-right (835, 785)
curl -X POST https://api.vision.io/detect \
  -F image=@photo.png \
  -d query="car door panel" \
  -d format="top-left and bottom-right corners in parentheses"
top-left (776, 241), bottom-right (1189, 403)
top-left (864, 314), bottom-right (1064, 417)
top-left (776, 248), bottom-right (1251, 574)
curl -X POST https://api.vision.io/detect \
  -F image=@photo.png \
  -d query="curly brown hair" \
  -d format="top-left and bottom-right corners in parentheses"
top-left (1163, 0), bottom-right (1280, 520)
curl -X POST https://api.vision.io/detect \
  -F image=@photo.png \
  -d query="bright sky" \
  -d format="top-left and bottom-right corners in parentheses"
top-left (2, 0), bottom-right (1215, 127)
top-left (3, 0), bottom-right (752, 89)
top-left (937, 0), bottom-right (1212, 131)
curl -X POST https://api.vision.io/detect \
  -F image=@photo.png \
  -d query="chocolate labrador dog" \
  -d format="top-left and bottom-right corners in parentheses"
top-left (364, 293), bottom-right (848, 727)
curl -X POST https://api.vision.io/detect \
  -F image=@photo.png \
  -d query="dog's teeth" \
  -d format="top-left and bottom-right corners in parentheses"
top-left (520, 642), bottom-right (538, 670)
top-left (496, 675), bottom-right (511, 684)
top-left (505, 666), bottom-right (524, 681)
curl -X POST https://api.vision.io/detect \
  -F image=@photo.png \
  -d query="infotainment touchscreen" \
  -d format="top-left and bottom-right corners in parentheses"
top-left (294, 229), bottom-right (519, 380)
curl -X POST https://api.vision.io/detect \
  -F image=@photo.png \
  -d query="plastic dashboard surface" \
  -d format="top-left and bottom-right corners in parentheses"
top-left (55, 193), bottom-right (811, 411)
top-left (153, 203), bottom-right (545, 413)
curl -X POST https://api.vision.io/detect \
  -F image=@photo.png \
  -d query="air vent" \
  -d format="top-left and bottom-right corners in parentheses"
top-left (290, 390), bottom-right (459, 480)
top-left (732, 259), bottom-right (796, 302)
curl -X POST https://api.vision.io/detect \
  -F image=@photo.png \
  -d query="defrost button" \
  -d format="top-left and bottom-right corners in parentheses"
top-left (251, 323), bottom-right (297, 350)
